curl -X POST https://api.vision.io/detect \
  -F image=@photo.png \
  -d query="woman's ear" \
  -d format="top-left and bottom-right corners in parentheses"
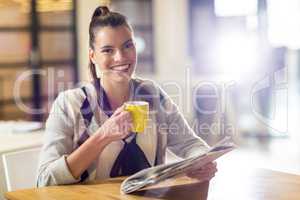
top-left (89, 48), bottom-right (96, 64)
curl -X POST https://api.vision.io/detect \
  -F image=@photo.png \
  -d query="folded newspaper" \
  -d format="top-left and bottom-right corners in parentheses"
top-left (120, 136), bottom-right (236, 194)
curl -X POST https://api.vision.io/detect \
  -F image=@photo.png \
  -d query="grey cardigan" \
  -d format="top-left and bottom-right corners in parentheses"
top-left (37, 78), bottom-right (209, 187)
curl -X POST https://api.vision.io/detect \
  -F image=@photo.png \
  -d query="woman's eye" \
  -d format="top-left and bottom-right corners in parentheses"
top-left (124, 43), bottom-right (134, 49)
top-left (101, 49), bottom-right (113, 54)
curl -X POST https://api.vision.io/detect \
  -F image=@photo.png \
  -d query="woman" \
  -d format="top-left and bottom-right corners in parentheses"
top-left (37, 6), bottom-right (217, 187)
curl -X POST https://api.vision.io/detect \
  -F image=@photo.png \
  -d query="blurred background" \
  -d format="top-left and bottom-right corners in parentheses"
top-left (0, 0), bottom-right (300, 174)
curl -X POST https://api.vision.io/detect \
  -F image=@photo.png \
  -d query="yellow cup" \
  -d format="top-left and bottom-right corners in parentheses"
top-left (124, 101), bottom-right (149, 133)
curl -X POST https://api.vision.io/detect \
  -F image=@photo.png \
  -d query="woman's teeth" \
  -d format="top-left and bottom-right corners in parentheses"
top-left (111, 65), bottom-right (130, 72)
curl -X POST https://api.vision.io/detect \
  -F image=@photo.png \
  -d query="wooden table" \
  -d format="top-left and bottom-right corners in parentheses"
top-left (5, 168), bottom-right (300, 200)
top-left (5, 152), bottom-right (300, 200)
top-left (208, 168), bottom-right (300, 200)
top-left (5, 177), bottom-right (209, 200)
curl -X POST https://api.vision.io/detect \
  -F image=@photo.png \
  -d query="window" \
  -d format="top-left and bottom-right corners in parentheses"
top-left (0, 0), bottom-right (78, 121)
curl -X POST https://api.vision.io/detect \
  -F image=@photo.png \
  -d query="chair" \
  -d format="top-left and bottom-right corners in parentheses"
top-left (2, 147), bottom-right (41, 191)
top-left (0, 77), bottom-right (3, 119)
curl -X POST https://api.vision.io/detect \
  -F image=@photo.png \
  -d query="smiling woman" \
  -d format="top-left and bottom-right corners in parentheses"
top-left (88, 7), bottom-right (137, 111)
top-left (36, 6), bottom-right (217, 187)
top-left (90, 26), bottom-right (136, 85)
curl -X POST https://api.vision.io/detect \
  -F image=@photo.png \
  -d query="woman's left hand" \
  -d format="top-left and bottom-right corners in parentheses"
top-left (186, 162), bottom-right (217, 182)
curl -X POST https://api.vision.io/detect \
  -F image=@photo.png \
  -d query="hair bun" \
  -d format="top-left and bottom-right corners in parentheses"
top-left (92, 6), bottom-right (110, 19)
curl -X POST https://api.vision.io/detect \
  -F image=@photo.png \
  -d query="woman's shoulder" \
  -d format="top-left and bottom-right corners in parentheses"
top-left (133, 77), bottom-right (162, 94)
top-left (133, 77), bottom-right (168, 99)
top-left (133, 77), bottom-right (172, 111)
top-left (52, 82), bottom-right (96, 113)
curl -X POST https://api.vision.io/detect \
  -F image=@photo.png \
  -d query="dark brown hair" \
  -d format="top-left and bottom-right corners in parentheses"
top-left (88, 6), bottom-right (133, 82)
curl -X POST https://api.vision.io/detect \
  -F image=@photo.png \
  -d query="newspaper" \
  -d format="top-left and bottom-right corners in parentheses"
top-left (120, 136), bottom-right (236, 194)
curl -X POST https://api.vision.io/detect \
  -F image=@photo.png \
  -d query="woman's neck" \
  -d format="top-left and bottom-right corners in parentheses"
top-left (100, 78), bottom-right (131, 111)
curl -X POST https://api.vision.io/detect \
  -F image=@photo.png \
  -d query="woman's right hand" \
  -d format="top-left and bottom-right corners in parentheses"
top-left (96, 106), bottom-right (133, 144)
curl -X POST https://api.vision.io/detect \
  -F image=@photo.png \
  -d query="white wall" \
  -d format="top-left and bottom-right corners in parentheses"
top-left (151, 0), bottom-right (190, 81)
top-left (144, 0), bottom-right (194, 117)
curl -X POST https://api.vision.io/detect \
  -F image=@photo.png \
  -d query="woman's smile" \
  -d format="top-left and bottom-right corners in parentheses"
top-left (110, 63), bottom-right (131, 72)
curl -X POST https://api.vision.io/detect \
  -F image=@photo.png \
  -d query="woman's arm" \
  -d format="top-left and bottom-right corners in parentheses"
top-left (37, 93), bottom-right (132, 187)
top-left (65, 131), bottom-right (108, 180)
top-left (159, 88), bottom-right (217, 181)
top-left (66, 106), bottom-right (132, 179)
top-left (37, 92), bottom-right (79, 187)
top-left (158, 88), bottom-right (209, 158)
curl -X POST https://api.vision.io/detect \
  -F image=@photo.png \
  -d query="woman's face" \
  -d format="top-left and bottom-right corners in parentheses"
top-left (89, 25), bottom-right (137, 83)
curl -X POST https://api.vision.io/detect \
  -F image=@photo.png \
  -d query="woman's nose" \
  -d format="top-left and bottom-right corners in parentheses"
top-left (113, 50), bottom-right (125, 62)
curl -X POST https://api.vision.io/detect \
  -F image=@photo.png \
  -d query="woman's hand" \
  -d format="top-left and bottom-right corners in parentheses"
top-left (66, 106), bottom-right (132, 180)
top-left (186, 162), bottom-right (217, 182)
top-left (96, 105), bottom-right (133, 144)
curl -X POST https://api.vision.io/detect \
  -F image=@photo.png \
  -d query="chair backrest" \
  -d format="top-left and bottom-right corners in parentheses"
top-left (2, 147), bottom-right (41, 191)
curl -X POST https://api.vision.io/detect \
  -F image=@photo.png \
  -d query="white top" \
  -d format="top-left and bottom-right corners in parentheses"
top-left (37, 78), bottom-right (209, 187)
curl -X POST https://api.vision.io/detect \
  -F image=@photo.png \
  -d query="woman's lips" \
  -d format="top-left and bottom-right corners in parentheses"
top-left (111, 64), bottom-right (130, 72)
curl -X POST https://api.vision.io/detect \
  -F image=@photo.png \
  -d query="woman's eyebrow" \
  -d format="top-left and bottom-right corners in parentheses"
top-left (99, 39), bottom-right (133, 49)
top-left (123, 39), bottom-right (133, 46)
top-left (100, 45), bottom-right (113, 49)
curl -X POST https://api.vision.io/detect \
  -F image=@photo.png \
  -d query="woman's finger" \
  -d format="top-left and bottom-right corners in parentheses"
top-left (189, 168), bottom-right (217, 177)
top-left (194, 165), bottom-right (217, 173)
top-left (187, 170), bottom-right (213, 177)
top-left (115, 111), bottom-right (132, 123)
top-left (111, 105), bottom-right (125, 117)
top-left (187, 171), bottom-right (216, 181)
top-left (194, 162), bottom-right (217, 172)
top-left (187, 165), bottom-right (217, 178)
top-left (202, 162), bottom-right (217, 169)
